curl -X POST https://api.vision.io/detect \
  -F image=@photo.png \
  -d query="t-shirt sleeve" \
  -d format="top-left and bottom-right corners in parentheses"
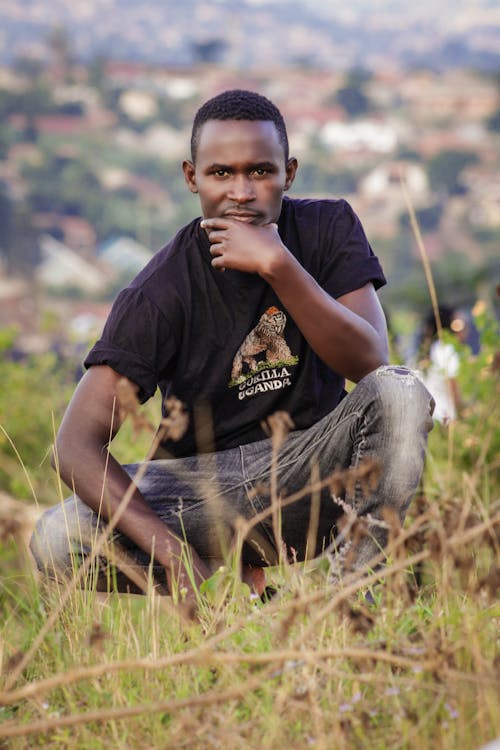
top-left (83, 288), bottom-right (176, 402)
top-left (318, 200), bottom-right (386, 299)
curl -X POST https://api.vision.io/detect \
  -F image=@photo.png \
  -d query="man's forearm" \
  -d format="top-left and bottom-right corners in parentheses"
top-left (55, 444), bottom-right (210, 591)
top-left (261, 250), bottom-right (388, 381)
top-left (201, 218), bottom-right (388, 380)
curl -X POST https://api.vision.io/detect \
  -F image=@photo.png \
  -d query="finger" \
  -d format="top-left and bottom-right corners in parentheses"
top-left (200, 218), bottom-right (229, 231)
top-left (209, 245), bottom-right (227, 272)
top-left (206, 228), bottom-right (227, 244)
top-left (209, 242), bottom-right (224, 256)
top-left (211, 256), bottom-right (226, 272)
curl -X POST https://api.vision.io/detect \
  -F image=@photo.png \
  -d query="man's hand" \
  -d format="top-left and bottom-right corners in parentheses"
top-left (203, 217), bottom-right (388, 381)
top-left (201, 217), bottom-right (285, 276)
top-left (54, 365), bottom-right (212, 613)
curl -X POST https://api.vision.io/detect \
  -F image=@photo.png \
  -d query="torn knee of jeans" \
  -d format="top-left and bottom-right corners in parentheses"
top-left (375, 365), bottom-right (423, 385)
top-left (376, 365), bottom-right (413, 377)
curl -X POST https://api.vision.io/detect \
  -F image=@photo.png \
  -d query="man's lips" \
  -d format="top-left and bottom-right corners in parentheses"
top-left (223, 210), bottom-right (263, 223)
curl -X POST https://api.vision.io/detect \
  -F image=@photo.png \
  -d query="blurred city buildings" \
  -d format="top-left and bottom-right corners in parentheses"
top-left (0, 0), bottom-right (499, 357)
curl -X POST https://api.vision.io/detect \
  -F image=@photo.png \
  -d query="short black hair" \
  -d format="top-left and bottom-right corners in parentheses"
top-left (424, 305), bottom-right (455, 337)
top-left (190, 89), bottom-right (289, 163)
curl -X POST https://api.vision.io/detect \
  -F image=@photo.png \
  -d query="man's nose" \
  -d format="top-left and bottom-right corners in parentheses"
top-left (227, 175), bottom-right (256, 202)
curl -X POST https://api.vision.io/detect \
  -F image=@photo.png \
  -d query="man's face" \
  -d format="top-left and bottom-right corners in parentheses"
top-left (183, 120), bottom-right (297, 225)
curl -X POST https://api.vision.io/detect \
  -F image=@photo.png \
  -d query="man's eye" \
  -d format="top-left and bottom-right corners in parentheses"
top-left (214, 169), bottom-right (228, 177)
top-left (253, 168), bottom-right (267, 177)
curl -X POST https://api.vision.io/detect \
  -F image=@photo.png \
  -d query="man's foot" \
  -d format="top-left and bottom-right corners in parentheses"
top-left (241, 564), bottom-right (266, 597)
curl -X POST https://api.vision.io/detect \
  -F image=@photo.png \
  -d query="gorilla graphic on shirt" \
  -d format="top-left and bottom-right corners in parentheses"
top-left (230, 306), bottom-right (296, 383)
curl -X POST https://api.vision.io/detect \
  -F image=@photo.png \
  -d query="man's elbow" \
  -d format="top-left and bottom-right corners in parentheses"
top-left (377, 349), bottom-right (390, 369)
top-left (51, 431), bottom-right (83, 483)
top-left (366, 339), bottom-right (390, 375)
top-left (350, 352), bottom-right (389, 383)
top-left (51, 436), bottom-right (71, 479)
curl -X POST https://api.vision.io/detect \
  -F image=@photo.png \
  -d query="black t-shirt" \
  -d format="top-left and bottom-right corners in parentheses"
top-left (85, 197), bottom-right (386, 457)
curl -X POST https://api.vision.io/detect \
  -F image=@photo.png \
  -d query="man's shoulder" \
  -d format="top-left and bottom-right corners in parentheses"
top-left (129, 216), bottom-right (203, 289)
top-left (154, 216), bottom-right (203, 262)
top-left (282, 195), bottom-right (350, 214)
top-left (281, 196), bottom-right (353, 227)
top-left (279, 197), bottom-right (359, 244)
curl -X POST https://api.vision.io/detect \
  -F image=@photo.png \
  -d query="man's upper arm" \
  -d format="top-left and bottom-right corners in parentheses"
top-left (56, 365), bottom-right (137, 453)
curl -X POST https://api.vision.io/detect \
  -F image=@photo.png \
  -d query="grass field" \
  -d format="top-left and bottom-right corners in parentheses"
top-left (0, 307), bottom-right (498, 749)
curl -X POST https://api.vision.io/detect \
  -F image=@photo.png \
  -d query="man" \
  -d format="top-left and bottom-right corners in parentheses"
top-left (30, 90), bottom-right (434, 608)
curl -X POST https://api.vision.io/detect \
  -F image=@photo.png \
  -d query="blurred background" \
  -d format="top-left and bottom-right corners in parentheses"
top-left (1, 9), bottom-right (499, 742)
top-left (0, 0), bottom-right (499, 361)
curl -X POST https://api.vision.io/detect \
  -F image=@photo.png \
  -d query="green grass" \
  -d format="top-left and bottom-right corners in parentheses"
top-left (0, 313), bottom-right (499, 749)
top-left (0, 508), bottom-right (498, 749)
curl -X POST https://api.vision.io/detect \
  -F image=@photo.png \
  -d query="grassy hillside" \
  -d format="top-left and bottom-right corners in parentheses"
top-left (0, 310), bottom-right (498, 749)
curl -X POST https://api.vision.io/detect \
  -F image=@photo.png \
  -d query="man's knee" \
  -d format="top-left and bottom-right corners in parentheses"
top-left (30, 506), bottom-right (66, 576)
top-left (29, 497), bottom-right (94, 578)
top-left (361, 365), bottom-right (434, 431)
top-left (352, 365), bottom-right (434, 517)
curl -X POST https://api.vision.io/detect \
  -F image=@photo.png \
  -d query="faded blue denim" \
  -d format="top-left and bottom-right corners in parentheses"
top-left (30, 366), bottom-right (434, 587)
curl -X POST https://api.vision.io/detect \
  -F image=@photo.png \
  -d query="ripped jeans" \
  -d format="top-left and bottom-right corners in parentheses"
top-left (30, 366), bottom-right (434, 588)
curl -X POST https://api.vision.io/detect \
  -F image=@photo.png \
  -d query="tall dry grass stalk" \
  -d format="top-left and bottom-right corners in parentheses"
top-left (0, 185), bottom-right (499, 748)
top-left (400, 171), bottom-right (443, 338)
top-left (0, 483), bottom-right (498, 743)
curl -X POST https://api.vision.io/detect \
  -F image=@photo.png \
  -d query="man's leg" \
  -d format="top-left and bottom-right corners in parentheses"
top-left (30, 366), bottom-right (434, 591)
top-left (29, 446), bottom-right (273, 593)
top-left (241, 365), bottom-right (434, 576)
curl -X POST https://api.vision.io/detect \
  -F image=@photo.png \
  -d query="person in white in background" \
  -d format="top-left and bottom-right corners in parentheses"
top-left (415, 306), bottom-right (463, 425)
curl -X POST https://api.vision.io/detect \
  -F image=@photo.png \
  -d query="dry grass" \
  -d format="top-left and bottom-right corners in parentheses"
top-left (0, 196), bottom-right (499, 749)
top-left (0, 421), bottom-right (499, 749)
top-left (1, 319), bottom-right (499, 748)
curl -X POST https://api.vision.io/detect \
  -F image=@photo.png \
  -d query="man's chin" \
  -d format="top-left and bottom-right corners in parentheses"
top-left (238, 216), bottom-right (263, 225)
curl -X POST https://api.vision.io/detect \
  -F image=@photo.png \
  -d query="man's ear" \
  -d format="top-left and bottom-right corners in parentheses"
top-left (284, 157), bottom-right (298, 192)
top-left (182, 160), bottom-right (198, 193)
